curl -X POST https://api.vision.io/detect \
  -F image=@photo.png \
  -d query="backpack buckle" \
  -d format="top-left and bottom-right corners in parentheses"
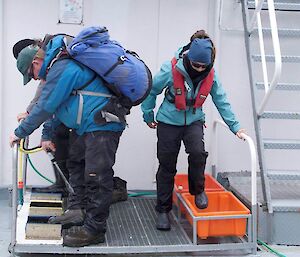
top-left (175, 88), bottom-right (182, 95)
top-left (119, 55), bottom-right (127, 62)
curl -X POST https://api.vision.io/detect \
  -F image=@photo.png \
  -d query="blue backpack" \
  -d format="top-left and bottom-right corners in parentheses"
top-left (66, 26), bottom-right (152, 107)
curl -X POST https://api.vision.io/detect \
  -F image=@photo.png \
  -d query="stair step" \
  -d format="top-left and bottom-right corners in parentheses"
top-left (263, 139), bottom-right (300, 149)
top-left (25, 223), bottom-right (62, 240)
top-left (272, 199), bottom-right (300, 212)
top-left (252, 55), bottom-right (300, 63)
top-left (260, 111), bottom-right (300, 120)
top-left (268, 170), bottom-right (300, 180)
top-left (248, 1), bottom-right (300, 11)
top-left (256, 82), bottom-right (300, 91)
top-left (253, 28), bottom-right (300, 37)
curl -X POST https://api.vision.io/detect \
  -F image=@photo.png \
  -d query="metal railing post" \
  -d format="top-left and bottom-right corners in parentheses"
top-left (211, 119), bottom-right (257, 253)
top-left (9, 144), bottom-right (19, 254)
top-left (257, 0), bottom-right (282, 116)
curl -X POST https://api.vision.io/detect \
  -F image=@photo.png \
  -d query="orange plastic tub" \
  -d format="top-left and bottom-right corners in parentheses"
top-left (174, 173), bottom-right (224, 193)
top-left (182, 191), bottom-right (250, 239)
top-left (173, 174), bottom-right (224, 212)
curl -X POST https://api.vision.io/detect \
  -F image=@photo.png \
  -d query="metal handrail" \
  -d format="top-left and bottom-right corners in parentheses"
top-left (251, 0), bottom-right (282, 116)
top-left (249, 0), bottom-right (265, 33)
top-left (212, 119), bottom-right (257, 206)
top-left (9, 144), bottom-right (18, 255)
top-left (211, 119), bottom-right (257, 254)
top-left (255, 1), bottom-right (270, 96)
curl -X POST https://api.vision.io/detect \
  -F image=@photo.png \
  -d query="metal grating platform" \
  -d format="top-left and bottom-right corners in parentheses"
top-left (13, 194), bottom-right (256, 255)
top-left (95, 197), bottom-right (190, 247)
top-left (217, 171), bottom-right (300, 206)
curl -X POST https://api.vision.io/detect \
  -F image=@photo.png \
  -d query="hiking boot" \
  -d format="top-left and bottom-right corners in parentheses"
top-left (111, 177), bottom-right (128, 203)
top-left (48, 209), bottom-right (85, 228)
top-left (63, 226), bottom-right (105, 247)
top-left (156, 212), bottom-right (171, 231)
top-left (112, 189), bottom-right (128, 203)
top-left (195, 191), bottom-right (208, 209)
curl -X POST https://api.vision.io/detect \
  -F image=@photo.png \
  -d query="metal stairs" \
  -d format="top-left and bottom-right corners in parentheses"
top-left (241, 0), bottom-right (300, 244)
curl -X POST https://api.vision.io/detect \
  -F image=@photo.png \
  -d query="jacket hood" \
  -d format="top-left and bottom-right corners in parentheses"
top-left (38, 35), bottom-right (66, 80)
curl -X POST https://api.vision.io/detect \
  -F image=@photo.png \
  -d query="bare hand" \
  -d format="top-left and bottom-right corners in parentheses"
top-left (41, 141), bottom-right (56, 152)
top-left (17, 112), bottom-right (28, 122)
top-left (9, 134), bottom-right (20, 147)
top-left (236, 128), bottom-right (247, 140)
top-left (147, 122), bottom-right (158, 129)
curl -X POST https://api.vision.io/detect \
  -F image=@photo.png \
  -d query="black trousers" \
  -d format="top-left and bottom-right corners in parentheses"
top-left (66, 130), bottom-right (122, 234)
top-left (156, 121), bottom-right (208, 213)
top-left (53, 124), bottom-right (70, 181)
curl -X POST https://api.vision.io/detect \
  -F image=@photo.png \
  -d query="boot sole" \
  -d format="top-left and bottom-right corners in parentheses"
top-left (156, 226), bottom-right (171, 231)
top-left (195, 204), bottom-right (208, 209)
top-left (49, 216), bottom-right (84, 226)
top-left (63, 236), bottom-right (105, 247)
top-left (62, 221), bottom-right (84, 230)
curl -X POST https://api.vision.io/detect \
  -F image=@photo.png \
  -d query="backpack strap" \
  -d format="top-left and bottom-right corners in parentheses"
top-left (171, 57), bottom-right (186, 110)
top-left (71, 74), bottom-right (113, 125)
top-left (103, 55), bottom-right (127, 77)
top-left (75, 90), bottom-right (113, 125)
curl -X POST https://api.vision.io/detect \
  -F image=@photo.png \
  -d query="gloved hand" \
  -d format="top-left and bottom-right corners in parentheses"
top-left (41, 140), bottom-right (56, 152)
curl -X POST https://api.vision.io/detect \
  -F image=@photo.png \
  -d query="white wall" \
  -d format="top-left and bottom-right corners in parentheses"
top-left (0, 1), bottom-right (4, 187)
top-left (0, 0), bottom-right (255, 189)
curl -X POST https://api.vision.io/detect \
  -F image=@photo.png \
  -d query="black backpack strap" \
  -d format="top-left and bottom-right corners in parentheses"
top-left (103, 55), bottom-right (127, 77)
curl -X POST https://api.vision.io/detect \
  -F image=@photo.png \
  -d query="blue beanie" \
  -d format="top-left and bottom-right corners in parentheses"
top-left (187, 38), bottom-right (212, 64)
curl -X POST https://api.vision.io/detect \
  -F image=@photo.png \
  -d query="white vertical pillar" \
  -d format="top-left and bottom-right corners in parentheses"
top-left (206, 0), bottom-right (222, 171)
top-left (0, 0), bottom-right (4, 185)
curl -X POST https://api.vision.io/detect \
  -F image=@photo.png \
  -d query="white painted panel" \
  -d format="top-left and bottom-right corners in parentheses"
top-left (1, 0), bottom-right (259, 190)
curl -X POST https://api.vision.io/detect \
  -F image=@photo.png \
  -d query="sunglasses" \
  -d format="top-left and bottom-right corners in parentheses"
top-left (28, 62), bottom-right (34, 79)
top-left (190, 61), bottom-right (208, 69)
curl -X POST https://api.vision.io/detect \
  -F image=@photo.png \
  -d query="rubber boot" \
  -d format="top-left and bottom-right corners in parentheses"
top-left (33, 161), bottom-right (68, 194)
top-left (48, 209), bottom-right (85, 229)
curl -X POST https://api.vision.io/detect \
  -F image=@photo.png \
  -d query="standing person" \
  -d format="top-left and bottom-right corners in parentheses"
top-left (13, 38), bottom-right (70, 195)
top-left (9, 34), bottom-right (126, 246)
top-left (141, 31), bottom-right (246, 231)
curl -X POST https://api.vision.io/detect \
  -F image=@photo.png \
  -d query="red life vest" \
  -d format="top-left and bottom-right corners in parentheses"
top-left (171, 57), bottom-right (214, 110)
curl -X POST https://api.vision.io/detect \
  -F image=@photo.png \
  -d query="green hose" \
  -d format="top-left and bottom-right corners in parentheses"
top-left (27, 155), bottom-right (54, 184)
top-left (128, 192), bottom-right (156, 197)
top-left (257, 239), bottom-right (286, 257)
top-left (18, 189), bottom-right (23, 205)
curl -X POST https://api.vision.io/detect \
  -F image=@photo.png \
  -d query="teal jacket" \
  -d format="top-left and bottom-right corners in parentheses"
top-left (141, 57), bottom-right (241, 134)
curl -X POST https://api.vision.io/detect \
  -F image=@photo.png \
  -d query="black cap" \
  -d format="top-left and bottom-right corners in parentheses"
top-left (13, 39), bottom-right (35, 59)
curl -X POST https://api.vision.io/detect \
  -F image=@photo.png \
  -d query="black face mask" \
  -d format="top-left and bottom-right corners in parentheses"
top-left (183, 55), bottom-right (213, 87)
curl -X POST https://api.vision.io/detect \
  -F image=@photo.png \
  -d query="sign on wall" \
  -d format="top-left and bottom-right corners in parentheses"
top-left (59, 0), bottom-right (83, 24)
